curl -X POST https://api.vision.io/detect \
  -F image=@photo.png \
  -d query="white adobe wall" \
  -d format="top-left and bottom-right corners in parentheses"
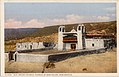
top-left (38, 42), bottom-right (45, 49)
top-left (16, 43), bottom-right (22, 50)
top-left (16, 53), bottom-right (49, 62)
top-left (21, 42), bottom-right (29, 50)
top-left (5, 53), bottom-right (9, 62)
top-left (85, 39), bottom-right (104, 49)
top-left (65, 43), bottom-right (70, 50)
top-left (32, 42), bottom-right (38, 49)
top-left (27, 42), bottom-right (33, 49)
top-left (16, 42), bottom-right (44, 51)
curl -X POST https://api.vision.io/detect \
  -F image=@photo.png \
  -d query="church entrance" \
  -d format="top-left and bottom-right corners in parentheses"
top-left (71, 44), bottom-right (76, 51)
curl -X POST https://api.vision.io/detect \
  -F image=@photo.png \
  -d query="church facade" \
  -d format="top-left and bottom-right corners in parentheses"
top-left (58, 24), bottom-right (112, 51)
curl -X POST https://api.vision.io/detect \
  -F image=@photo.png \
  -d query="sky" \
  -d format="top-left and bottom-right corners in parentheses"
top-left (5, 3), bottom-right (116, 28)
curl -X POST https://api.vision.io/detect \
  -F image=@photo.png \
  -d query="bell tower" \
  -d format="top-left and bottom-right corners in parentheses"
top-left (77, 24), bottom-right (85, 50)
top-left (58, 26), bottom-right (65, 51)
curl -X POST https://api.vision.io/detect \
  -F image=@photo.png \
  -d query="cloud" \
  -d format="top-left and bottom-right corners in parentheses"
top-left (111, 14), bottom-right (116, 17)
top-left (5, 19), bottom-right (46, 28)
top-left (5, 14), bottom-right (114, 29)
top-left (5, 14), bottom-right (84, 28)
top-left (66, 14), bottom-right (84, 23)
top-left (23, 19), bottom-right (45, 28)
top-left (97, 16), bottom-right (110, 21)
top-left (5, 19), bottom-right (22, 28)
top-left (51, 14), bottom-right (84, 25)
top-left (104, 7), bottom-right (116, 15)
top-left (104, 7), bottom-right (116, 11)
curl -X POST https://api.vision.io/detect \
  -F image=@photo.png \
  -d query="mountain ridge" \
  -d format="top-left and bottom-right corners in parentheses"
top-left (5, 21), bottom-right (116, 41)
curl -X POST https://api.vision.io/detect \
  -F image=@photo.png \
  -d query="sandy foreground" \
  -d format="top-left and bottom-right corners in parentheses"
top-left (5, 48), bottom-right (117, 73)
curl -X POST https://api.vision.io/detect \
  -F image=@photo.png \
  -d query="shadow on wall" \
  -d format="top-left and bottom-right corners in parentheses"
top-left (48, 49), bottom-right (107, 62)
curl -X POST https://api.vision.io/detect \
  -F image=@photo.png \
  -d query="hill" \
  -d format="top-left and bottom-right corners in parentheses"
top-left (5, 28), bottom-right (39, 41)
top-left (5, 21), bottom-right (116, 41)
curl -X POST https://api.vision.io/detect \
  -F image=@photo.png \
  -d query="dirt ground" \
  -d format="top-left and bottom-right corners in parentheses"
top-left (5, 48), bottom-right (117, 73)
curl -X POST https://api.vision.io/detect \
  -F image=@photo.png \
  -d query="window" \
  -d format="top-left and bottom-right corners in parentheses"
top-left (92, 43), bottom-right (94, 46)
top-left (62, 28), bottom-right (64, 32)
top-left (30, 45), bottom-right (32, 49)
top-left (60, 28), bottom-right (61, 32)
top-left (82, 26), bottom-right (84, 33)
top-left (78, 26), bottom-right (80, 30)
top-left (18, 45), bottom-right (20, 48)
top-left (25, 45), bottom-right (27, 48)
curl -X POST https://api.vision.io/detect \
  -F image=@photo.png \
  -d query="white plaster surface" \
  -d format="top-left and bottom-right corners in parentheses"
top-left (16, 53), bottom-right (49, 62)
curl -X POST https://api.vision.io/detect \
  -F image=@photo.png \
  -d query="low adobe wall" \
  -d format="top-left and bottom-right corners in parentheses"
top-left (16, 53), bottom-right (49, 62)
top-left (5, 53), bottom-right (9, 62)
top-left (5, 48), bottom-right (107, 63)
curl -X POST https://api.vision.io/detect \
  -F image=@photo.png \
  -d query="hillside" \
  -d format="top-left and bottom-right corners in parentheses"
top-left (5, 33), bottom-right (58, 52)
top-left (5, 21), bottom-right (116, 51)
top-left (5, 28), bottom-right (39, 41)
top-left (5, 21), bottom-right (116, 41)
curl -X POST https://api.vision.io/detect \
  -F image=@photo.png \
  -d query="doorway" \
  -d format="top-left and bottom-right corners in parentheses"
top-left (30, 45), bottom-right (32, 49)
top-left (9, 51), bottom-right (14, 61)
top-left (71, 44), bottom-right (76, 51)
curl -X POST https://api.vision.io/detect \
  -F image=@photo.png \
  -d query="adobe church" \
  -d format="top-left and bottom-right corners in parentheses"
top-left (58, 24), bottom-right (113, 51)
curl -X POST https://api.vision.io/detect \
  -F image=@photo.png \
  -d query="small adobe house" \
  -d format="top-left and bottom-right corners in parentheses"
top-left (58, 24), bottom-right (114, 51)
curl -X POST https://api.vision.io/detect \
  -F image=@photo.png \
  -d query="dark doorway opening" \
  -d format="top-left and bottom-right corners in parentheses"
top-left (8, 51), bottom-right (14, 61)
top-left (71, 44), bottom-right (76, 51)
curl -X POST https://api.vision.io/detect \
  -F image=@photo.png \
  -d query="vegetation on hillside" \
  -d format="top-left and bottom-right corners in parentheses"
top-left (5, 21), bottom-right (116, 41)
